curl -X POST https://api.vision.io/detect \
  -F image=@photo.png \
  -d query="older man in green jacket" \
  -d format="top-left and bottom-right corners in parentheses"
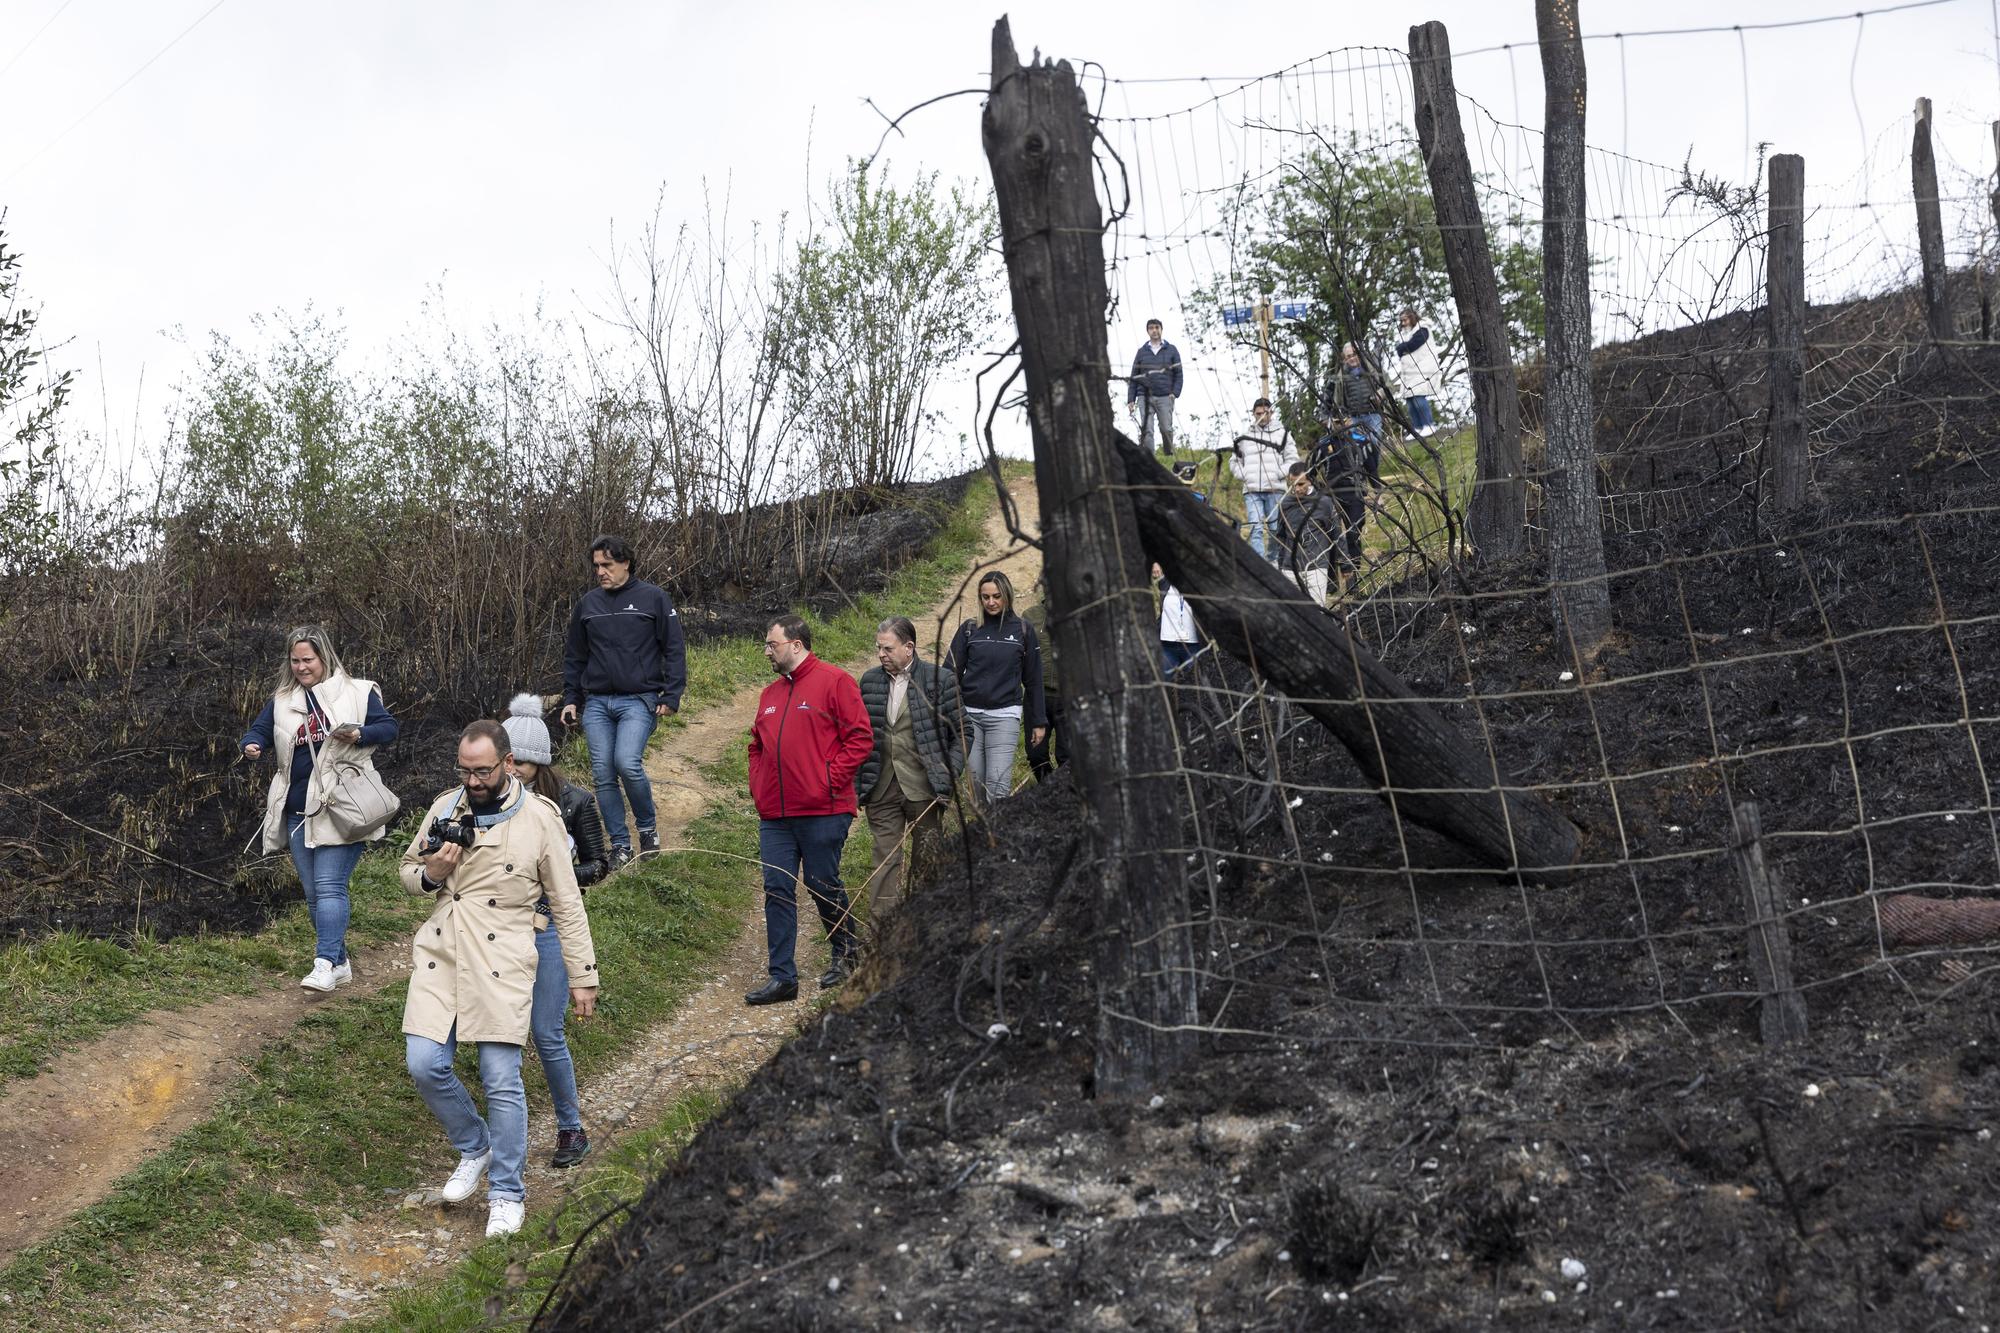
top-left (856, 615), bottom-right (963, 925)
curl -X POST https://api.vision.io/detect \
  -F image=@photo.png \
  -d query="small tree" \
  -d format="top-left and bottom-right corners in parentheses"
top-left (782, 163), bottom-right (999, 490)
top-left (1200, 136), bottom-right (1543, 423)
top-left (0, 220), bottom-right (75, 576)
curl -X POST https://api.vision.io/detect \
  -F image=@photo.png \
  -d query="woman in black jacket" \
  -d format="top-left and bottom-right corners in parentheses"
top-left (502, 693), bottom-right (608, 1169)
top-left (946, 571), bottom-right (1048, 807)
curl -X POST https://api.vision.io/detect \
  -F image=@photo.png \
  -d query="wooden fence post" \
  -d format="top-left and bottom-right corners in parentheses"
top-left (982, 17), bottom-right (1199, 1097)
top-left (1912, 97), bottom-right (1952, 343)
top-left (1408, 20), bottom-right (1527, 561)
top-left (1535, 0), bottom-right (1612, 653)
top-left (1730, 802), bottom-right (1809, 1048)
top-left (1766, 153), bottom-right (1808, 511)
top-left (1988, 120), bottom-right (1999, 341)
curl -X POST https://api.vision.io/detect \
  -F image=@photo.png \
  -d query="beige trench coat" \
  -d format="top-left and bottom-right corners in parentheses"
top-left (398, 780), bottom-right (600, 1045)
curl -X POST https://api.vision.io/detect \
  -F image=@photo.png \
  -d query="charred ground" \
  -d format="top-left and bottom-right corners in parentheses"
top-left (547, 315), bottom-right (2000, 1328)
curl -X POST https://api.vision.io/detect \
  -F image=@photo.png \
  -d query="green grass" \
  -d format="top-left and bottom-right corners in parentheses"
top-left (343, 1088), bottom-right (725, 1333)
top-left (0, 465), bottom-right (1015, 1330)
top-left (0, 465), bottom-right (1011, 1093)
top-left (0, 830), bottom-right (432, 1084)
top-left (0, 799), bottom-right (751, 1325)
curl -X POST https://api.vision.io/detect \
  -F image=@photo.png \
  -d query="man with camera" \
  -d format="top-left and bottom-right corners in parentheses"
top-left (400, 719), bottom-right (600, 1239)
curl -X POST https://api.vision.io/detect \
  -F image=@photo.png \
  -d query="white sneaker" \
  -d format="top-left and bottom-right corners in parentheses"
top-left (330, 960), bottom-right (353, 988)
top-left (485, 1199), bottom-right (525, 1238)
top-left (441, 1151), bottom-right (491, 1204)
top-left (299, 959), bottom-right (336, 992)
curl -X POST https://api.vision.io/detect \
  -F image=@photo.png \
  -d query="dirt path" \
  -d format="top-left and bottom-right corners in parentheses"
top-left (104, 479), bottom-right (1042, 1330)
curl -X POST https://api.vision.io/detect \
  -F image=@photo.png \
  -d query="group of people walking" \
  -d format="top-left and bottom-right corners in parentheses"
top-left (234, 545), bottom-right (1052, 1236)
top-left (229, 309), bottom-right (1444, 1234)
top-left (1127, 310), bottom-right (1447, 614)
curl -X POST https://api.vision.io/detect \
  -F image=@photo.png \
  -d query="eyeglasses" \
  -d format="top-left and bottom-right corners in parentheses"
top-left (455, 764), bottom-right (503, 781)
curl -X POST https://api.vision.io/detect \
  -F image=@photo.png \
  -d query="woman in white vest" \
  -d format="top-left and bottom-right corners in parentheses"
top-left (1394, 307), bottom-right (1445, 438)
top-left (240, 625), bottom-right (400, 991)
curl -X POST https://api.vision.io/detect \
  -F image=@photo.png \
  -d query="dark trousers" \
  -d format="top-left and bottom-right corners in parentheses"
top-left (759, 814), bottom-right (855, 985)
top-left (1028, 695), bottom-right (1065, 780)
top-left (1331, 483), bottom-right (1367, 571)
top-left (1162, 640), bottom-right (1204, 675)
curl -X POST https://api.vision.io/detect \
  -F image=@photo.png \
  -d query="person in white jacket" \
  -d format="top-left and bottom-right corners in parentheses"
top-left (1153, 563), bottom-right (1205, 676)
top-left (1394, 309), bottom-right (1444, 438)
top-left (1230, 397), bottom-right (1300, 564)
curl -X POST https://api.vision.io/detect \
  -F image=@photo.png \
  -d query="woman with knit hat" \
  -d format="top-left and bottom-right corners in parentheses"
top-left (501, 692), bottom-right (607, 1168)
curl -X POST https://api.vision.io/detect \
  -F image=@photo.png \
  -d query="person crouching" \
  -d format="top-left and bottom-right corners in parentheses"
top-left (400, 719), bottom-right (600, 1238)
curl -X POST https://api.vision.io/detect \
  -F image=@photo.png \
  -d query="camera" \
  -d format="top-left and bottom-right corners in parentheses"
top-left (420, 812), bottom-right (476, 855)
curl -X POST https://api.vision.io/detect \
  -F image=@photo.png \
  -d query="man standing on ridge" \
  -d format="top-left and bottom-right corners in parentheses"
top-left (745, 615), bottom-right (874, 1005)
top-left (561, 535), bottom-right (687, 871)
top-left (1128, 317), bottom-right (1184, 456)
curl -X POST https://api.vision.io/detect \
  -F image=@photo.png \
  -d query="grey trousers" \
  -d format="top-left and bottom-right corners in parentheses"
top-left (1135, 394), bottom-right (1175, 452)
top-left (965, 710), bottom-right (1022, 806)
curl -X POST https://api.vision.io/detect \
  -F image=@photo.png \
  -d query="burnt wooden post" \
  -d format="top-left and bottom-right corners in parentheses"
top-left (1408, 20), bottom-right (1527, 561)
top-left (1730, 802), bottom-right (1808, 1047)
top-left (1115, 432), bottom-right (1581, 872)
top-left (1535, 0), bottom-right (1612, 653)
top-left (1912, 97), bottom-right (1952, 343)
top-left (1988, 121), bottom-right (2000, 340)
top-left (1766, 153), bottom-right (1809, 511)
top-left (983, 17), bottom-right (1199, 1095)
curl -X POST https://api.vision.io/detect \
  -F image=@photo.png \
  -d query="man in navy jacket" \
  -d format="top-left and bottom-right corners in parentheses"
top-left (560, 535), bottom-right (688, 867)
top-left (1128, 318), bottom-right (1184, 456)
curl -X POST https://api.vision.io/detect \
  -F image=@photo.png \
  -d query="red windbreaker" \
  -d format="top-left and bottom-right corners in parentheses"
top-left (747, 653), bottom-right (875, 819)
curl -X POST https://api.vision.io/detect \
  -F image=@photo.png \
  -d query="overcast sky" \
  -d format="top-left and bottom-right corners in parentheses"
top-left (4, 0), bottom-right (1995, 463)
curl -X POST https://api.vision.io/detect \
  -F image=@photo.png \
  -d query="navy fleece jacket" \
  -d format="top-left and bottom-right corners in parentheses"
top-left (562, 577), bottom-right (688, 711)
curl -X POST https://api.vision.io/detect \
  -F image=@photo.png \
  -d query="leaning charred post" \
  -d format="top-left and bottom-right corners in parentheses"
top-left (1114, 432), bottom-right (1582, 874)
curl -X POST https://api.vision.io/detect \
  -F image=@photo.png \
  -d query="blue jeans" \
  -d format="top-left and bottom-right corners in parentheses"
top-left (531, 924), bottom-right (581, 1131)
top-left (1404, 395), bottom-right (1433, 432)
top-left (1162, 640), bottom-right (1204, 675)
top-left (286, 815), bottom-right (364, 966)
top-left (759, 814), bottom-right (855, 985)
top-left (1242, 490), bottom-right (1282, 564)
top-left (405, 1025), bottom-right (527, 1202)
top-left (581, 694), bottom-right (658, 850)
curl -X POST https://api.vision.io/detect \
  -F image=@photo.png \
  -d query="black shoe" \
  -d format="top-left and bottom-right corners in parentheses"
top-left (819, 956), bottom-right (853, 991)
top-left (607, 846), bottom-right (631, 872)
top-left (638, 830), bottom-right (660, 855)
top-left (551, 1127), bottom-right (591, 1169)
top-left (745, 979), bottom-right (798, 1006)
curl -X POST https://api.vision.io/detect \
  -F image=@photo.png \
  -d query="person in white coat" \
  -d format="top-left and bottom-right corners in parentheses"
top-left (1154, 562), bottom-right (1205, 676)
top-left (239, 625), bottom-right (399, 991)
top-left (1394, 308), bottom-right (1445, 437)
top-left (1230, 397), bottom-right (1300, 564)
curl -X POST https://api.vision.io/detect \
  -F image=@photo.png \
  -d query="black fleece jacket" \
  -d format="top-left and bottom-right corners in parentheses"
top-left (562, 577), bottom-right (688, 711)
top-left (946, 612), bottom-right (1047, 730)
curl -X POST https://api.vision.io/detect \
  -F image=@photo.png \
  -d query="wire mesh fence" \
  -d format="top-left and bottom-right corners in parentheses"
top-left (985, 18), bottom-right (2000, 1058)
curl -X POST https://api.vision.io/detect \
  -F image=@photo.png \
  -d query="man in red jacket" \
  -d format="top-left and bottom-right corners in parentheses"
top-left (745, 614), bottom-right (876, 1005)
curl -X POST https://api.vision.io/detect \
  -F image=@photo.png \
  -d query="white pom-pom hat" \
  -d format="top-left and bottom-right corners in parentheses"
top-left (501, 692), bottom-right (554, 765)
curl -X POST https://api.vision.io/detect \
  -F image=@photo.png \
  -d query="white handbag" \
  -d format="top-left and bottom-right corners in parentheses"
top-left (308, 733), bottom-right (400, 842)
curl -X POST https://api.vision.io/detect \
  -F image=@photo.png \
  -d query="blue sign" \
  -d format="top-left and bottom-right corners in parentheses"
top-left (1219, 299), bottom-right (1313, 327)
